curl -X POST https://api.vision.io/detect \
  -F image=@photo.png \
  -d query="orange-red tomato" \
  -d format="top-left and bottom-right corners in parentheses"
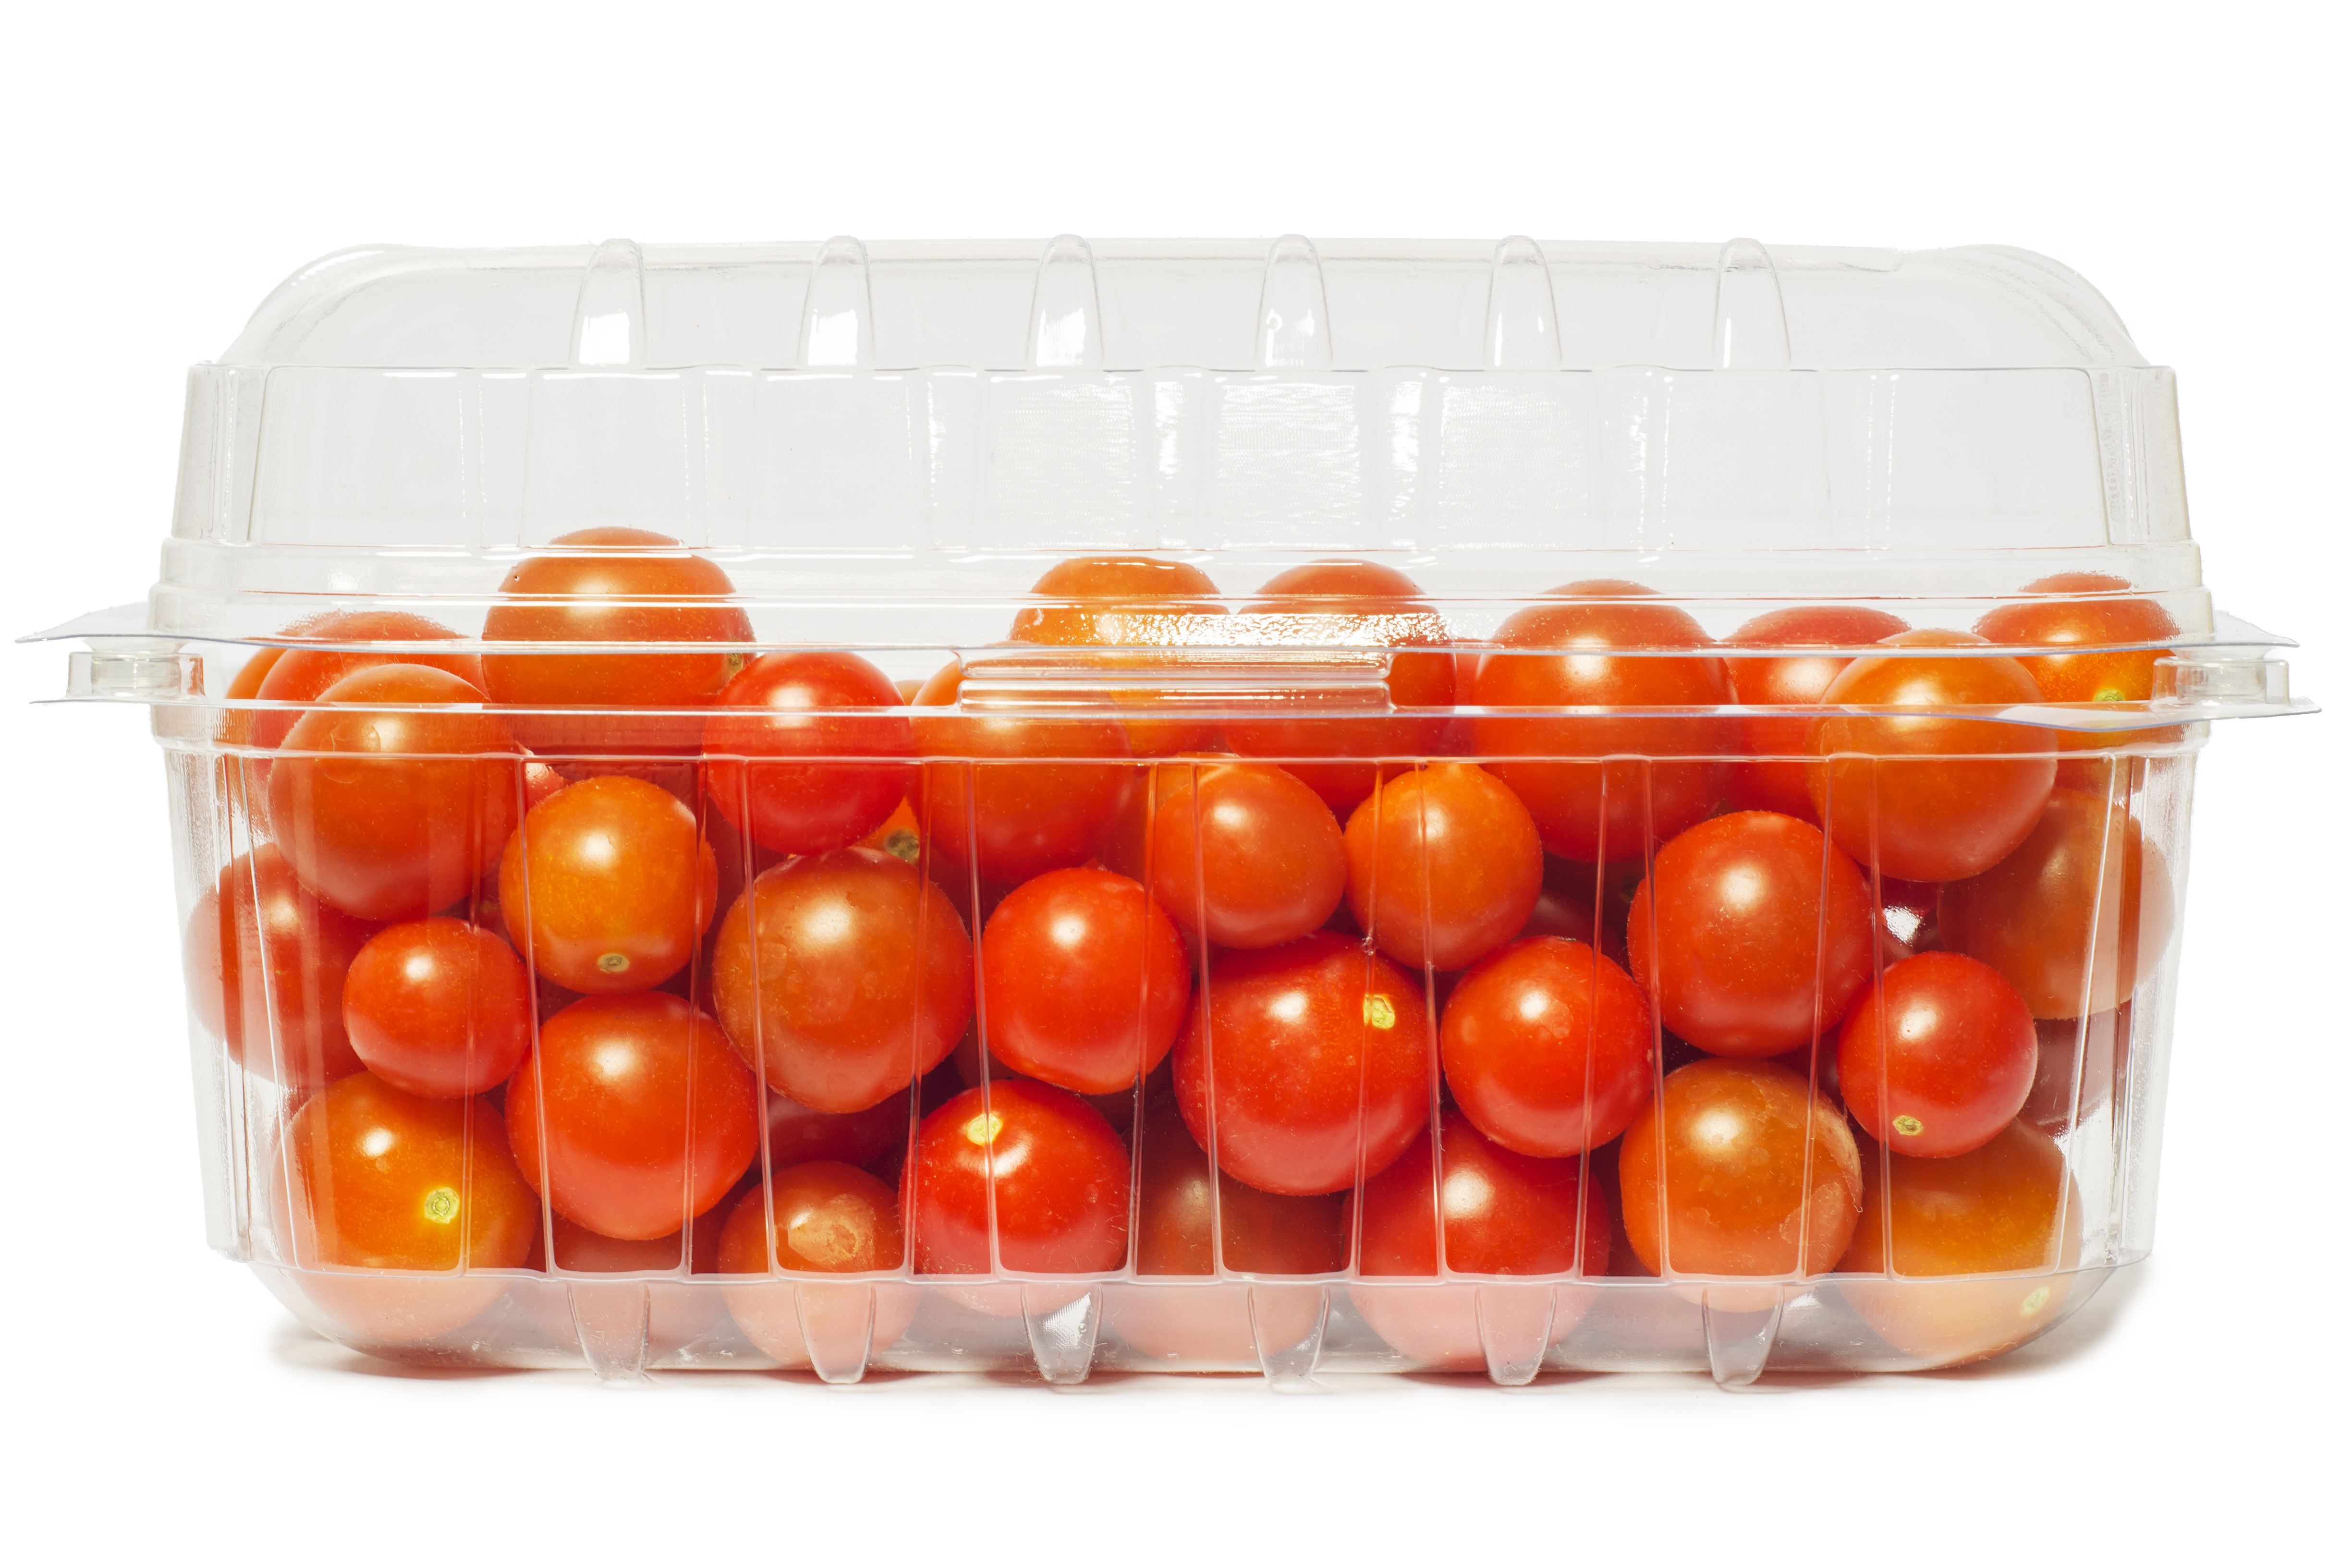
top-left (1723, 604), bottom-right (1912, 821)
top-left (907, 1079), bottom-right (1132, 1274)
top-left (715, 1163), bottom-right (921, 1365)
top-left (342, 917), bottom-right (533, 1098)
top-left (1976, 571), bottom-right (2182, 779)
top-left (1838, 1119), bottom-right (2082, 1366)
top-left (507, 992), bottom-right (761, 1240)
top-left (1222, 560), bottom-right (1457, 814)
top-left (910, 661), bottom-right (1132, 885)
top-left (1440, 936), bottom-right (1653, 1158)
top-left (1837, 951), bottom-right (2037, 1158)
top-left (250, 609), bottom-right (486, 752)
top-left (710, 848), bottom-right (974, 1114)
top-left (1007, 554), bottom-right (1228, 756)
top-left (277, 1073), bottom-right (537, 1342)
top-left (186, 844), bottom-right (377, 1089)
top-left (498, 775), bottom-right (719, 995)
top-left (1810, 629), bottom-right (2056, 883)
top-left (1618, 1057), bottom-right (1862, 1277)
top-left (2022, 1008), bottom-right (2127, 1136)
top-left (1343, 763), bottom-right (1542, 973)
top-left (214, 648), bottom-right (285, 834)
top-left (1471, 582), bottom-right (1738, 863)
top-left (701, 650), bottom-right (915, 855)
top-left (1625, 811), bottom-right (1875, 1057)
top-left (1938, 788), bottom-right (2174, 1018)
top-left (980, 867), bottom-right (1191, 1095)
top-left (1150, 761), bottom-right (1346, 949)
top-left (270, 664), bottom-right (523, 921)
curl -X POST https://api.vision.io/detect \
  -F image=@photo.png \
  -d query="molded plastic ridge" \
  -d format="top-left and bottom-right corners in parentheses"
top-left (1255, 235), bottom-right (1333, 370)
top-left (569, 238), bottom-right (647, 370)
top-left (1712, 237), bottom-right (1793, 371)
top-left (799, 236), bottom-right (875, 369)
top-left (1027, 234), bottom-right (1105, 370)
top-left (1486, 235), bottom-right (1563, 370)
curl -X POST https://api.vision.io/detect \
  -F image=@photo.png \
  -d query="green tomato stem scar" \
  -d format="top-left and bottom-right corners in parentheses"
top-left (1891, 1114), bottom-right (1925, 1137)
top-left (883, 828), bottom-right (920, 864)
top-left (963, 1112), bottom-right (1004, 1147)
top-left (1363, 995), bottom-right (1396, 1029)
top-left (2019, 1286), bottom-right (2052, 1318)
top-left (597, 952), bottom-right (631, 974)
top-left (422, 1187), bottom-right (461, 1224)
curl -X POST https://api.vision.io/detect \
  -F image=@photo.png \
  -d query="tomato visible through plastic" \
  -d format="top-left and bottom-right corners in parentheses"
top-left (907, 1078), bottom-right (1132, 1274)
top-left (703, 650), bottom-right (915, 856)
top-left (980, 866), bottom-right (1191, 1095)
top-left (1150, 761), bottom-right (1346, 950)
top-left (342, 917), bottom-right (533, 1098)
top-left (1836, 951), bottom-right (2037, 1158)
top-left (499, 774), bottom-right (719, 995)
top-left (1343, 762), bottom-right (1542, 973)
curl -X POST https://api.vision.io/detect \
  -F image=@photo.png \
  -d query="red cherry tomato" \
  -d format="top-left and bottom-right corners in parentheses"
top-left (1007, 554), bottom-right (1228, 757)
top-left (1347, 1108), bottom-right (1610, 1368)
top-left (214, 648), bottom-right (285, 835)
top-left (710, 847), bottom-right (974, 1114)
top-left (1625, 811), bottom-right (1876, 1057)
top-left (1150, 761), bottom-right (1346, 949)
top-left (907, 1079), bottom-right (1132, 1274)
top-left (766, 1088), bottom-right (914, 1171)
top-left (507, 991), bottom-right (761, 1240)
top-left (1837, 951), bottom-right (2037, 1157)
top-left (250, 609), bottom-right (486, 752)
top-left (1221, 560), bottom-right (1457, 814)
top-left (1938, 788), bottom-right (2174, 1019)
top-left (1172, 932), bottom-right (1432, 1197)
top-left (1838, 1119), bottom-right (2081, 1366)
top-left (715, 1163), bottom-right (922, 1365)
top-left (498, 775), bottom-right (719, 995)
top-left (980, 866), bottom-right (1191, 1095)
top-left (701, 651), bottom-right (915, 855)
top-left (910, 662), bottom-right (1131, 885)
top-left (1472, 582), bottom-right (1738, 863)
top-left (1343, 763), bottom-right (1542, 973)
top-left (342, 917), bottom-right (533, 1098)
top-left (277, 1073), bottom-right (537, 1342)
top-left (1723, 604), bottom-right (1912, 821)
top-left (1439, 936), bottom-right (1653, 1157)
top-left (269, 664), bottom-right (523, 921)
top-left (1131, 1099), bottom-right (1346, 1276)
top-left (1976, 572), bottom-right (2182, 781)
top-left (479, 527), bottom-right (755, 753)
top-left (1617, 1057), bottom-right (1862, 1276)
top-left (1810, 629), bottom-right (2056, 883)
top-left (2021, 1008), bottom-right (2127, 1137)
top-left (185, 844), bottom-right (377, 1089)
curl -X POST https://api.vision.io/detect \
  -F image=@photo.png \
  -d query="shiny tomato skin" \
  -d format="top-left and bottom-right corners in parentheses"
top-left (718, 1159), bottom-right (906, 1274)
top-left (277, 1073), bottom-right (538, 1342)
top-left (981, 867), bottom-right (1191, 1095)
top-left (1810, 629), bottom-right (2056, 883)
top-left (1625, 811), bottom-right (1876, 1057)
top-left (250, 609), bottom-right (486, 752)
top-left (1343, 763), bottom-right (1543, 973)
top-left (498, 775), bottom-right (719, 995)
top-left (1837, 951), bottom-right (2037, 1158)
top-left (1471, 583), bottom-right (1738, 863)
top-left (710, 848), bottom-right (974, 1114)
top-left (910, 662), bottom-right (1132, 885)
top-left (1839, 1119), bottom-right (2082, 1365)
top-left (766, 1088), bottom-right (914, 1171)
top-left (1172, 932), bottom-right (1432, 1197)
top-left (907, 1079), bottom-right (1132, 1274)
top-left (342, 917), bottom-right (533, 1098)
top-left (1976, 572), bottom-right (2182, 766)
top-left (186, 844), bottom-right (378, 1089)
top-left (1221, 560), bottom-right (1457, 814)
top-left (270, 664), bottom-right (524, 921)
top-left (1008, 554), bottom-right (1227, 756)
top-left (507, 992), bottom-right (761, 1241)
top-left (1723, 605), bottom-right (1913, 821)
top-left (702, 650), bottom-right (915, 855)
top-left (1133, 1099), bottom-right (1347, 1276)
top-left (1938, 788), bottom-right (2174, 1018)
top-left (1618, 1057), bottom-right (1862, 1276)
top-left (1440, 936), bottom-right (1653, 1158)
top-left (1150, 761), bottom-right (1346, 949)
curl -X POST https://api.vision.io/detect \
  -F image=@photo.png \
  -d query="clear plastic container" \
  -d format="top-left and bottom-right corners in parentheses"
top-left (35, 235), bottom-right (2312, 1386)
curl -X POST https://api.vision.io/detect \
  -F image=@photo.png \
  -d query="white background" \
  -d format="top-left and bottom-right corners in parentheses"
top-left (3, 2), bottom-right (2344, 1559)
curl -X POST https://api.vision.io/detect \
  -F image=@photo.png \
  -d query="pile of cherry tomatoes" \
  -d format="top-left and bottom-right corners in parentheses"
top-left (188, 530), bottom-right (2180, 1370)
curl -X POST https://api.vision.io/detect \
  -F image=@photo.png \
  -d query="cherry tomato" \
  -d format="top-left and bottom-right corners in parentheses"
top-left (1617, 1057), bottom-right (1862, 1276)
top-left (185, 844), bottom-right (377, 1089)
top-left (1838, 1119), bottom-right (2081, 1366)
top-left (1810, 629), bottom-right (2056, 883)
top-left (1343, 763), bottom-right (1542, 973)
top-left (714, 1162), bottom-right (922, 1366)
top-left (1439, 936), bottom-right (1652, 1157)
top-left (270, 664), bottom-right (523, 921)
top-left (766, 1087), bottom-right (914, 1171)
top-left (910, 661), bottom-right (1131, 885)
top-left (980, 866), bottom-right (1191, 1095)
top-left (1472, 582), bottom-right (1738, 863)
top-left (507, 991), bottom-right (761, 1240)
top-left (1625, 811), bottom-right (1875, 1057)
top-left (1347, 1107), bottom-right (1610, 1368)
top-left (498, 775), bottom-right (719, 995)
top-left (710, 847), bottom-right (974, 1114)
top-left (214, 648), bottom-right (285, 834)
top-left (342, 917), bottom-right (532, 1098)
top-left (277, 1073), bottom-right (537, 1342)
top-left (522, 1213), bottom-right (725, 1355)
top-left (1723, 604), bottom-right (1912, 822)
top-left (1938, 787), bottom-right (2174, 1019)
top-left (1977, 571), bottom-right (2182, 779)
top-left (907, 1078), bottom-right (1132, 1274)
top-left (250, 609), bottom-right (486, 752)
top-left (1150, 761), bottom-right (1346, 949)
top-left (479, 526), bottom-right (755, 753)
top-left (1221, 560), bottom-right (1456, 814)
top-left (1171, 932), bottom-right (1431, 1197)
top-left (2021, 1007), bottom-right (2127, 1137)
top-left (1007, 554), bottom-right (1228, 756)
top-left (1517, 884), bottom-right (1626, 963)
top-left (1837, 951), bottom-right (2036, 1157)
top-left (1096, 751), bottom-right (1228, 885)
top-left (701, 650), bottom-right (915, 855)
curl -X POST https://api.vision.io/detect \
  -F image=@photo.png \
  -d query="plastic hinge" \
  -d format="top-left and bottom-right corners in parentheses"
top-left (800, 236), bottom-right (875, 370)
top-left (1023, 1285), bottom-right (1102, 1384)
top-left (570, 239), bottom-right (647, 369)
top-left (1256, 235), bottom-right (1332, 370)
top-left (1712, 238), bottom-right (1792, 371)
top-left (1027, 235), bottom-right (1104, 370)
top-left (66, 649), bottom-right (200, 700)
top-left (1248, 1284), bottom-right (1328, 1390)
top-left (1486, 236), bottom-right (1562, 370)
